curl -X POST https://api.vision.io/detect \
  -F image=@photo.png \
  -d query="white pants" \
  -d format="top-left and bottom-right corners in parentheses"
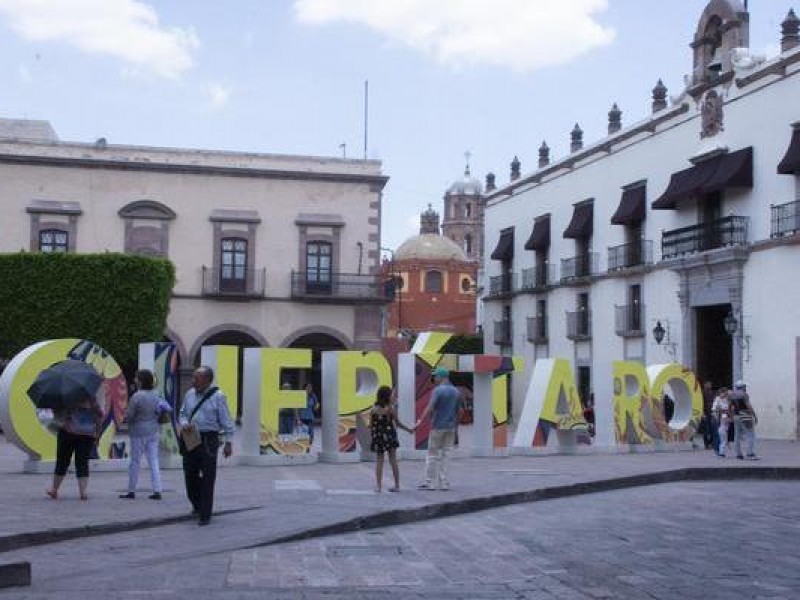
top-left (718, 420), bottom-right (730, 455)
top-left (128, 433), bottom-right (162, 493)
top-left (424, 429), bottom-right (456, 488)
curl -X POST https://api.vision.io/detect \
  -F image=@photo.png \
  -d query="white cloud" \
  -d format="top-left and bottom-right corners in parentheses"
top-left (0, 0), bottom-right (199, 79)
top-left (206, 83), bottom-right (231, 110)
top-left (294, 0), bottom-right (614, 72)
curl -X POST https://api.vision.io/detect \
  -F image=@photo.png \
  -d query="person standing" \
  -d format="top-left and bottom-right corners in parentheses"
top-left (701, 381), bottom-right (719, 451)
top-left (120, 369), bottom-right (168, 500)
top-left (370, 386), bottom-right (413, 492)
top-left (729, 380), bottom-right (757, 460)
top-left (46, 393), bottom-right (103, 500)
top-left (416, 367), bottom-right (462, 491)
top-left (179, 366), bottom-right (235, 526)
top-left (711, 387), bottom-right (731, 457)
top-left (296, 383), bottom-right (319, 447)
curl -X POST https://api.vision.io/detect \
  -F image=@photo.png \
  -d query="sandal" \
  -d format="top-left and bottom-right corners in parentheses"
top-left (388, 486), bottom-right (399, 492)
top-left (80, 495), bottom-right (89, 501)
top-left (45, 489), bottom-right (58, 500)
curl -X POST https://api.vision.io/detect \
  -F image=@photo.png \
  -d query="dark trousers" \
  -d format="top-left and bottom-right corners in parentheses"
top-left (182, 432), bottom-right (219, 521)
top-left (301, 418), bottom-right (314, 445)
top-left (55, 430), bottom-right (94, 478)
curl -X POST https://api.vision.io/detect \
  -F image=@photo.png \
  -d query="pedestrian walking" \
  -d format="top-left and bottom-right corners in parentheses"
top-left (711, 386), bottom-right (730, 457)
top-left (46, 394), bottom-right (104, 501)
top-left (120, 369), bottom-right (169, 500)
top-left (370, 385), bottom-right (413, 492)
top-left (416, 367), bottom-right (462, 491)
top-left (179, 366), bottom-right (235, 526)
top-left (729, 380), bottom-right (758, 460)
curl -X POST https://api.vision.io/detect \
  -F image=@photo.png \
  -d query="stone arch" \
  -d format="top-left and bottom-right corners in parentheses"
top-left (280, 326), bottom-right (352, 350)
top-left (118, 199), bottom-right (176, 220)
top-left (692, 0), bottom-right (749, 83)
top-left (188, 323), bottom-right (269, 365)
top-left (163, 326), bottom-right (188, 364)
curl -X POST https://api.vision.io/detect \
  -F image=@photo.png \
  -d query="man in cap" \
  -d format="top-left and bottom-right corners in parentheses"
top-left (729, 380), bottom-right (758, 460)
top-left (416, 366), bottom-right (462, 491)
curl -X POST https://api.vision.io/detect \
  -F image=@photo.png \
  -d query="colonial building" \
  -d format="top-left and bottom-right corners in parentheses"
top-left (0, 118), bottom-right (389, 400)
top-left (482, 0), bottom-right (800, 441)
top-left (384, 205), bottom-right (478, 337)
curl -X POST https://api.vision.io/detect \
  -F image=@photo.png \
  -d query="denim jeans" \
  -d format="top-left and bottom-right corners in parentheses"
top-left (733, 415), bottom-right (756, 457)
top-left (718, 419), bottom-right (731, 455)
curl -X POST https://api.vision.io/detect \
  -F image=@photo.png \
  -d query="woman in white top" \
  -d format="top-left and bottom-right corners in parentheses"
top-left (711, 387), bottom-right (730, 457)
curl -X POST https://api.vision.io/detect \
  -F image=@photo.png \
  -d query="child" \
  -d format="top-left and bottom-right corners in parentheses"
top-left (370, 386), bottom-right (413, 492)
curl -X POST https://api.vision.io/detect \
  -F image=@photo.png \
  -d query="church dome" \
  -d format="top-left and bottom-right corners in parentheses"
top-left (395, 233), bottom-right (468, 262)
top-left (446, 167), bottom-right (483, 196)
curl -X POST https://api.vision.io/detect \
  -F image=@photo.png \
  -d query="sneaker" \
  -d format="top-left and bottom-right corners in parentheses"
top-left (417, 482), bottom-right (434, 490)
top-left (716, 452), bottom-right (725, 458)
top-left (198, 518), bottom-right (210, 526)
top-left (736, 455), bottom-right (745, 460)
top-left (119, 492), bottom-right (135, 499)
top-left (746, 454), bottom-right (758, 460)
top-left (438, 485), bottom-right (450, 491)
top-left (148, 492), bottom-right (162, 500)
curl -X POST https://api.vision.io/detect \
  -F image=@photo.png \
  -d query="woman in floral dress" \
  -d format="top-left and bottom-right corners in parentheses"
top-left (370, 386), bottom-right (413, 492)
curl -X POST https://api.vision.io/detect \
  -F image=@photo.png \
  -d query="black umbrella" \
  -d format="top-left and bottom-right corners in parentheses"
top-left (27, 360), bottom-right (103, 410)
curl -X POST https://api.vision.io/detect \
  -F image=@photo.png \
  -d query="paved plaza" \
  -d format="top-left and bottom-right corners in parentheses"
top-left (0, 433), bottom-right (798, 598)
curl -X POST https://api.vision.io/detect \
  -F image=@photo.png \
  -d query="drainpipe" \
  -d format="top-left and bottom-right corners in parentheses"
top-left (356, 242), bottom-right (364, 275)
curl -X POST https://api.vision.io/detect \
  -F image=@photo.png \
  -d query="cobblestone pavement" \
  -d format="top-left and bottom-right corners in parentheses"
top-left (3, 481), bottom-right (799, 599)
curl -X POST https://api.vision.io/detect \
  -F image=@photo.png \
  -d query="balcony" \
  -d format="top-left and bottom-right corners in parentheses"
top-left (771, 199), bottom-right (800, 238)
top-left (607, 240), bottom-right (653, 271)
top-left (661, 215), bottom-right (748, 260)
top-left (487, 272), bottom-right (517, 298)
top-left (560, 253), bottom-right (599, 282)
top-left (566, 310), bottom-right (591, 341)
top-left (614, 304), bottom-right (645, 338)
top-left (290, 272), bottom-right (388, 303)
top-left (493, 320), bottom-right (512, 346)
top-left (520, 265), bottom-right (555, 291)
top-left (201, 266), bottom-right (266, 299)
top-left (526, 316), bottom-right (548, 344)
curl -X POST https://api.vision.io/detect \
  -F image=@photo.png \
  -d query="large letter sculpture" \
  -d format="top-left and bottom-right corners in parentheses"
top-left (200, 345), bottom-right (240, 420)
top-left (241, 348), bottom-right (313, 464)
top-left (320, 350), bottom-right (392, 462)
top-left (512, 358), bottom-right (589, 452)
top-left (0, 339), bottom-right (127, 469)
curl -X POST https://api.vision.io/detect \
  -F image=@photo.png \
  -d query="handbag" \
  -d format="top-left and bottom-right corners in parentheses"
top-left (178, 387), bottom-right (218, 455)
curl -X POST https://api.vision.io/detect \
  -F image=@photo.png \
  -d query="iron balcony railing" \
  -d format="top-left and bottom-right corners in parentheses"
top-left (290, 272), bottom-right (388, 301)
top-left (526, 316), bottom-right (548, 344)
top-left (488, 272), bottom-right (517, 297)
top-left (561, 253), bottom-right (599, 282)
top-left (771, 199), bottom-right (800, 238)
top-left (614, 304), bottom-right (645, 337)
top-left (493, 319), bottom-right (512, 346)
top-left (201, 266), bottom-right (266, 298)
top-left (661, 215), bottom-right (749, 259)
top-left (520, 264), bottom-right (556, 291)
top-left (566, 310), bottom-right (591, 341)
top-left (607, 240), bottom-right (654, 271)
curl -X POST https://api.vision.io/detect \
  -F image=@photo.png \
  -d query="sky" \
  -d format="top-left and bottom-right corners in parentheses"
top-left (0, 0), bottom-right (787, 252)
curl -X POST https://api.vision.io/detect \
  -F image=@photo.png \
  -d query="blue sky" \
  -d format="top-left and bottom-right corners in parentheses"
top-left (0, 0), bottom-right (785, 251)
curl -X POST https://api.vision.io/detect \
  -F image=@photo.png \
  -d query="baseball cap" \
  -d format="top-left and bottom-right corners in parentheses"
top-left (734, 380), bottom-right (746, 389)
top-left (432, 366), bottom-right (449, 379)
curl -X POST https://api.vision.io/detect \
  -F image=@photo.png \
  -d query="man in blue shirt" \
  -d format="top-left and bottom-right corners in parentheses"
top-left (179, 366), bottom-right (235, 526)
top-left (416, 366), bottom-right (461, 491)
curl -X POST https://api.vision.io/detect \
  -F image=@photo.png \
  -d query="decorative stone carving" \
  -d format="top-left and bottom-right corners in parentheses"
top-left (538, 142), bottom-right (550, 168)
top-left (608, 103), bottom-right (622, 134)
top-left (570, 124), bottom-right (583, 153)
top-left (420, 203), bottom-right (440, 234)
top-left (485, 172), bottom-right (496, 192)
top-left (510, 156), bottom-right (521, 181)
top-left (700, 90), bottom-right (724, 139)
top-left (782, 9), bottom-right (800, 52)
top-left (652, 79), bottom-right (668, 113)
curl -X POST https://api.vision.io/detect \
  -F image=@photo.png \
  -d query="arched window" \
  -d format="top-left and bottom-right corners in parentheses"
top-left (464, 234), bottom-right (473, 255)
top-left (39, 229), bottom-right (68, 253)
top-left (425, 270), bottom-right (443, 293)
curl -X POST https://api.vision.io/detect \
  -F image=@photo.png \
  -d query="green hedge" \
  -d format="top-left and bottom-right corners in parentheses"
top-left (0, 252), bottom-right (175, 364)
top-left (440, 334), bottom-right (484, 355)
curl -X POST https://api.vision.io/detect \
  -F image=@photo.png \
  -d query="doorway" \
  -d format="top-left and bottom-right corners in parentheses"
top-left (695, 304), bottom-right (733, 389)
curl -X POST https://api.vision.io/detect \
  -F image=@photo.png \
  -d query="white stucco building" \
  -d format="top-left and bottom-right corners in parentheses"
top-left (0, 119), bottom-right (389, 402)
top-left (481, 0), bottom-right (800, 440)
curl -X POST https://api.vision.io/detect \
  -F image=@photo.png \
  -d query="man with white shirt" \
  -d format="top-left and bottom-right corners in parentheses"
top-left (179, 366), bottom-right (235, 526)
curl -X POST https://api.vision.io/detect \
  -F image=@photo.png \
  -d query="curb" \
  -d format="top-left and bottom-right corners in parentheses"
top-left (0, 505), bottom-right (261, 554)
top-left (255, 466), bottom-right (800, 548)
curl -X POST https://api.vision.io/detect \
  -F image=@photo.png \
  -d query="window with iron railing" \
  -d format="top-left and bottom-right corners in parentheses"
top-left (614, 304), bottom-right (645, 337)
top-left (493, 319), bottom-right (512, 346)
top-left (608, 239), bottom-right (653, 271)
top-left (561, 253), bottom-right (598, 281)
top-left (661, 215), bottom-right (748, 259)
top-left (771, 199), bottom-right (800, 238)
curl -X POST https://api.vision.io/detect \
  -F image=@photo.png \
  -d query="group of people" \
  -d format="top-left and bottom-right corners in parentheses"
top-left (702, 380), bottom-right (758, 460)
top-left (45, 363), bottom-right (462, 525)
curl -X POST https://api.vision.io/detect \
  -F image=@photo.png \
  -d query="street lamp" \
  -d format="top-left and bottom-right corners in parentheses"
top-left (652, 319), bottom-right (677, 360)
top-left (724, 310), bottom-right (751, 362)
